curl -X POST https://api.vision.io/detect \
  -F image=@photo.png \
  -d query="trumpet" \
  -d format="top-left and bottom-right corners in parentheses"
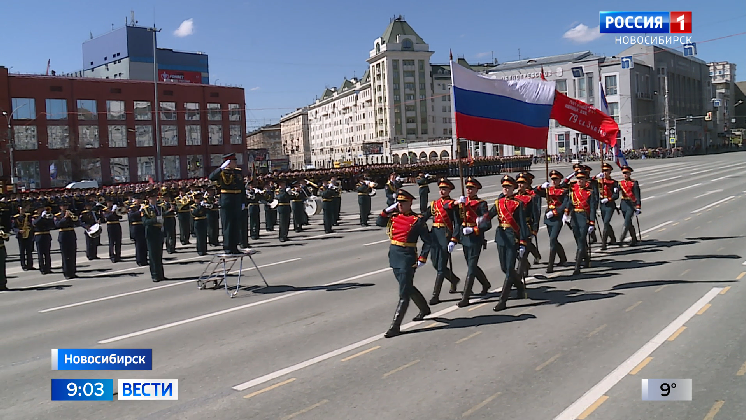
top-left (66, 210), bottom-right (79, 222)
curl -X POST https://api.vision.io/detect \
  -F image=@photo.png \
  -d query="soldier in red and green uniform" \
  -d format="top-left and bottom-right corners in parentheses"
top-left (566, 171), bottom-right (598, 275)
top-left (594, 163), bottom-right (620, 250)
top-left (422, 178), bottom-right (460, 305)
top-left (618, 165), bottom-right (641, 246)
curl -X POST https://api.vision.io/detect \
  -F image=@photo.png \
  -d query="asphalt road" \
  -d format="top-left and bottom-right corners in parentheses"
top-left (2, 152), bottom-right (745, 420)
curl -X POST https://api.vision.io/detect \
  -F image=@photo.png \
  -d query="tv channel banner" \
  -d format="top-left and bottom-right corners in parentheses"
top-left (51, 379), bottom-right (114, 401)
top-left (600, 11), bottom-right (692, 34)
top-left (117, 379), bottom-right (179, 400)
top-left (51, 349), bottom-right (152, 370)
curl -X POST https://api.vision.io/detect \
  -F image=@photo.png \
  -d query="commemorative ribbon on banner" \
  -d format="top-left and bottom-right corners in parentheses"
top-left (550, 91), bottom-right (619, 147)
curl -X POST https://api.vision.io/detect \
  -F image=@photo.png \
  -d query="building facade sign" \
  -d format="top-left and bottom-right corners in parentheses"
top-left (159, 70), bottom-right (202, 84)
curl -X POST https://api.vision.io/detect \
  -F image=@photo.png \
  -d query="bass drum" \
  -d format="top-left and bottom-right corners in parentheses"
top-left (305, 196), bottom-right (322, 217)
top-left (86, 223), bottom-right (102, 238)
top-left (369, 188), bottom-right (377, 197)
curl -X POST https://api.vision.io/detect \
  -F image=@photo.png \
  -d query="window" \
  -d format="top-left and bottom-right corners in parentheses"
top-left (405, 105), bottom-right (415, 112)
top-left (186, 155), bottom-right (203, 177)
top-left (163, 156), bottom-right (181, 180)
top-left (404, 71), bottom-right (415, 78)
top-left (11, 98), bottom-right (36, 119)
top-left (418, 61), bottom-right (425, 71)
top-left (78, 126), bottom-right (99, 148)
top-left (229, 104), bottom-right (241, 121)
top-left (403, 60), bottom-right (414, 66)
top-left (160, 125), bottom-right (177, 146)
top-left (80, 158), bottom-right (102, 183)
top-left (45, 99), bottom-right (68, 120)
top-left (405, 83), bottom-right (414, 90)
top-left (406, 94), bottom-right (414, 101)
top-left (137, 156), bottom-right (156, 182)
top-left (185, 103), bottom-right (200, 120)
top-left (49, 160), bottom-right (72, 188)
top-left (77, 100), bottom-right (97, 120)
top-left (186, 125), bottom-right (201, 145)
top-left (607, 102), bottom-right (619, 123)
top-left (229, 125), bottom-right (242, 144)
top-left (134, 101), bottom-right (151, 120)
top-left (586, 75), bottom-right (594, 99)
top-left (108, 125), bottom-right (127, 148)
top-left (109, 157), bottom-right (129, 183)
top-left (556, 80), bottom-right (567, 95)
top-left (107, 100), bottom-right (125, 120)
top-left (392, 60), bottom-right (398, 70)
top-left (14, 126), bottom-right (37, 150)
top-left (406, 128), bottom-right (416, 135)
top-left (577, 77), bottom-right (586, 99)
top-left (604, 75), bottom-right (618, 95)
top-left (442, 106), bottom-right (448, 112)
top-left (402, 39), bottom-right (413, 50)
top-left (135, 125), bottom-right (154, 147)
top-left (393, 83), bottom-right (400, 90)
top-left (207, 103), bottom-right (222, 120)
top-left (208, 125), bottom-right (223, 145)
top-left (406, 117), bottom-right (416, 124)
top-left (47, 126), bottom-right (69, 149)
top-left (160, 102), bottom-right (176, 120)
top-left (15, 161), bottom-right (40, 187)
top-left (210, 154), bottom-right (223, 167)
top-left (419, 83), bottom-right (425, 90)
top-left (236, 153), bottom-right (244, 166)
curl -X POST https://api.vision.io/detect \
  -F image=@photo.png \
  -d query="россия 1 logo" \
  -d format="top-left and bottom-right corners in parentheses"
top-left (600, 11), bottom-right (692, 45)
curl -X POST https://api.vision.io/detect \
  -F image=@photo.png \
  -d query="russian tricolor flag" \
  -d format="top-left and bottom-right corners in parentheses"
top-left (451, 61), bottom-right (555, 150)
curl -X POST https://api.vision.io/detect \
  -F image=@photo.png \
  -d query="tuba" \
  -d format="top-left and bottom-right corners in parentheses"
top-left (20, 214), bottom-right (31, 239)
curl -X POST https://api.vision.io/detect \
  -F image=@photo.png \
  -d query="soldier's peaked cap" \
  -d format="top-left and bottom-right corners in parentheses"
top-left (621, 165), bottom-right (633, 173)
top-left (520, 172), bottom-right (535, 180)
top-left (465, 177), bottom-right (482, 189)
top-left (549, 170), bottom-right (563, 179)
top-left (396, 189), bottom-right (416, 202)
top-left (602, 162), bottom-right (613, 170)
top-left (502, 175), bottom-right (518, 187)
top-left (438, 178), bottom-right (455, 189)
top-left (222, 153), bottom-right (237, 161)
top-left (576, 171), bottom-right (589, 179)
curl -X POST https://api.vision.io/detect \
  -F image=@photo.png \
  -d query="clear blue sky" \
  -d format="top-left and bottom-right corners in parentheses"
top-left (2, 0), bottom-right (744, 130)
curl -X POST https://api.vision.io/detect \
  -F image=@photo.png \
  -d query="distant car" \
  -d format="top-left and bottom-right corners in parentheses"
top-left (65, 180), bottom-right (99, 189)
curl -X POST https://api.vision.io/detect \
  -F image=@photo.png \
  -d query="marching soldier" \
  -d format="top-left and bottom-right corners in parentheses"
top-left (54, 199), bottom-right (78, 279)
top-left (537, 170), bottom-right (570, 273)
top-left (330, 176), bottom-right (342, 225)
top-left (11, 204), bottom-right (35, 271)
top-left (384, 172), bottom-right (400, 206)
top-left (79, 200), bottom-right (100, 260)
top-left (290, 182), bottom-right (305, 233)
top-left (376, 189), bottom-right (432, 338)
top-left (103, 198), bottom-right (123, 262)
top-left (320, 182), bottom-right (336, 234)
top-left (247, 180), bottom-right (261, 240)
top-left (161, 193), bottom-right (178, 254)
top-left (595, 163), bottom-right (620, 250)
top-left (356, 175), bottom-right (374, 227)
top-left (209, 153), bottom-right (245, 254)
top-left (452, 177), bottom-right (492, 307)
top-left (416, 172), bottom-right (435, 214)
top-left (423, 178), bottom-right (460, 304)
top-left (276, 179), bottom-right (292, 242)
top-left (129, 193), bottom-right (149, 266)
top-left (142, 192), bottom-right (165, 282)
top-left (32, 204), bottom-right (54, 275)
top-left (485, 176), bottom-right (531, 311)
top-left (0, 223), bottom-right (7, 290)
top-left (176, 190), bottom-right (192, 245)
top-left (264, 179), bottom-right (277, 232)
top-left (515, 173), bottom-right (542, 269)
top-left (566, 171), bottom-right (598, 275)
top-left (618, 165), bottom-right (641, 246)
top-left (206, 187), bottom-right (222, 247)
top-left (191, 192), bottom-right (209, 256)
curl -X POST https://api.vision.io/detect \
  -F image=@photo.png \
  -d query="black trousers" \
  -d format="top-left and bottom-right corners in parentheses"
top-left (600, 202), bottom-right (616, 240)
top-left (194, 219), bottom-right (208, 255)
top-left (107, 223), bottom-right (122, 261)
top-left (145, 227), bottom-right (164, 280)
top-left (58, 231), bottom-right (77, 278)
top-left (34, 234), bottom-right (52, 274)
top-left (239, 208), bottom-right (249, 248)
top-left (178, 212), bottom-right (191, 244)
top-left (0, 246), bottom-right (6, 289)
top-left (333, 197), bottom-right (341, 223)
top-left (322, 201), bottom-right (334, 233)
top-left (278, 205), bottom-right (291, 240)
top-left (133, 225), bottom-right (148, 266)
top-left (17, 236), bottom-right (34, 270)
top-left (85, 234), bottom-right (99, 260)
top-left (163, 217), bottom-right (177, 253)
top-left (249, 205), bottom-right (261, 239)
top-left (291, 201), bottom-right (304, 232)
top-left (264, 206), bottom-right (276, 231)
top-left (207, 211), bottom-right (220, 246)
top-left (570, 212), bottom-right (591, 257)
top-left (220, 194), bottom-right (242, 253)
top-left (358, 195), bottom-right (371, 226)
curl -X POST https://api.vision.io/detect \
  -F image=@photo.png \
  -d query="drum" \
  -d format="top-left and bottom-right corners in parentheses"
top-left (305, 196), bottom-right (321, 216)
top-left (369, 189), bottom-right (377, 197)
top-left (86, 223), bottom-right (102, 238)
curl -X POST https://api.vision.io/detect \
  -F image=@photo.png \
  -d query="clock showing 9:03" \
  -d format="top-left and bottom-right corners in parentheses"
top-left (51, 379), bottom-right (114, 401)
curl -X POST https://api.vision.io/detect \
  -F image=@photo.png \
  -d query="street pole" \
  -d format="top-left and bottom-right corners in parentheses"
top-left (149, 26), bottom-right (163, 182)
top-left (664, 74), bottom-right (671, 150)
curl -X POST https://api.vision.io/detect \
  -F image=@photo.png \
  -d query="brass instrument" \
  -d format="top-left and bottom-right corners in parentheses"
top-left (115, 205), bottom-right (128, 217)
top-left (20, 214), bottom-right (31, 239)
top-left (175, 195), bottom-right (191, 211)
top-left (66, 210), bottom-right (79, 222)
top-left (140, 203), bottom-right (155, 219)
top-left (0, 229), bottom-right (9, 241)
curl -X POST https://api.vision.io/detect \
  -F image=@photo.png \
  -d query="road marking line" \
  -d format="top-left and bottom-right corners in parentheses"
top-left (587, 324), bottom-right (607, 337)
top-left (692, 196), bottom-right (735, 213)
top-left (280, 399), bottom-right (329, 420)
top-left (340, 346), bottom-right (380, 362)
top-left (363, 239), bottom-right (389, 246)
top-left (629, 357), bottom-right (653, 375)
top-left (536, 353), bottom-right (561, 371)
top-left (461, 391), bottom-right (502, 418)
top-left (681, 269), bottom-right (691, 276)
top-left (91, 255), bottom-right (207, 277)
top-left (703, 400), bottom-right (725, 420)
top-left (697, 304), bottom-right (712, 315)
top-left (721, 286), bottom-right (731, 294)
top-left (685, 217), bottom-right (692, 221)
top-left (99, 267), bottom-right (391, 344)
top-left (695, 189), bottom-right (724, 199)
top-left (736, 272), bottom-right (746, 280)
top-left (737, 360), bottom-right (746, 376)
top-left (467, 302), bottom-right (489, 312)
top-left (424, 322), bottom-right (441, 329)
top-left (0, 278), bottom-right (70, 294)
top-left (455, 331), bottom-right (482, 344)
top-left (515, 307), bottom-right (533, 316)
top-left (382, 360), bottom-right (420, 378)
top-left (667, 326), bottom-right (687, 341)
top-left (672, 222), bottom-right (679, 226)
top-left (655, 284), bottom-right (669, 293)
top-left (668, 183), bottom-right (702, 194)
top-left (552, 287), bottom-right (722, 420)
top-left (743, 260), bottom-right (746, 266)
top-left (243, 378), bottom-right (296, 399)
top-left (576, 396), bottom-right (609, 420)
top-left (625, 301), bottom-right (643, 312)
top-left (640, 221), bottom-right (673, 235)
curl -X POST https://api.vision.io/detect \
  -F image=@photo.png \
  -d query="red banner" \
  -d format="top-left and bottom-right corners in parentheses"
top-left (550, 91), bottom-right (618, 147)
top-left (159, 70), bottom-right (202, 84)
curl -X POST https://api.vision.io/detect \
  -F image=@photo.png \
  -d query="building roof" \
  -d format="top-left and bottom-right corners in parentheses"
top-left (380, 16), bottom-right (425, 44)
top-left (487, 51), bottom-right (602, 72)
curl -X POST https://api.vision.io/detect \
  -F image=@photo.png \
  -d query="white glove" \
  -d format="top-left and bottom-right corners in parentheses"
top-left (395, 176), bottom-right (403, 182)
top-left (588, 225), bottom-right (595, 234)
top-left (41, 211), bottom-right (47, 218)
top-left (541, 181), bottom-right (550, 189)
top-left (385, 203), bottom-right (398, 213)
top-left (562, 213), bottom-right (571, 224)
top-left (417, 261), bottom-right (425, 268)
top-left (476, 215), bottom-right (485, 226)
top-left (447, 241), bottom-right (456, 253)
top-left (601, 198), bottom-right (609, 204)
top-left (112, 204), bottom-right (118, 211)
top-left (457, 196), bottom-right (466, 204)
top-left (156, 216), bottom-right (164, 225)
top-left (518, 246), bottom-right (526, 258)
top-left (462, 227), bottom-right (474, 235)
top-left (546, 210), bottom-right (554, 219)
top-left (596, 172), bottom-right (604, 179)
top-left (614, 188), bottom-right (618, 193)
top-left (635, 209), bottom-right (641, 215)
top-left (220, 160), bottom-right (231, 169)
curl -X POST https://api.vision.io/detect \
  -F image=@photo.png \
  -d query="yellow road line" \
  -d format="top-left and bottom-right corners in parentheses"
top-left (243, 378), bottom-right (296, 399)
top-left (736, 272), bottom-right (746, 280)
top-left (629, 357), bottom-right (653, 375)
top-left (655, 284), bottom-right (670, 293)
top-left (721, 286), bottom-right (731, 295)
top-left (456, 331), bottom-right (483, 344)
top-left (461, 391), bottom-right (502, 417)
top-left (672, 222), bottom-right (680, 226)
top-left (681, 269), bottom-right (691, 276)
top-left (587, 324), bottom-right (607, 337)
top-left (667, 326), bottom-right (687, 341)
top-left (685, 217), bottom-right (692, 221)
top-left (577, 395), bottom-right (609, 419)
top-left (382, 360), bottom-right (420, 378)
top-left (737, 360), bottom-right (746, 376)
top-left (280, 399), bottom-right (329, 420)
top-left (535, 353), bottom-right (561, 371)
top-left (341, 346), bottom-right (380, 362)
top-left (626, 301), bottom-right (643, 312)
top-left (423, 322), bottom-right (441, 329)
top-left (468, 302), bottom-right (489, 312)
top-left (717, 247), bottom-right (725, 252)
top-left (697, 304), bottom-right (712, 315)
top-left (703, 400), bottom-right (725, 420)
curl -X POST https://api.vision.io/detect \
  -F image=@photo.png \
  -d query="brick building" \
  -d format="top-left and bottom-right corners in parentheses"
top-left (246, 123), bottom-right (287, 171)
top-left (0, 66), bottom-right (246, 190)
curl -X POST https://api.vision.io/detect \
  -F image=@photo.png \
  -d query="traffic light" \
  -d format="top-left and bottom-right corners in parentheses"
top-left (705, 111), bottom-right (712, 121)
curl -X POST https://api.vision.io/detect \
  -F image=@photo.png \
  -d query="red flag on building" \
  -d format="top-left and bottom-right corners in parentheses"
top-left (550, 91), bottom-right (618, 147)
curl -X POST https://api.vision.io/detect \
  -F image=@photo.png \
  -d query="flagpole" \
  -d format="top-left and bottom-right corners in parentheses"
top-left (545, 148), bottom-right (549, 181)
top-left (450, 50), bottom-right (466, 198)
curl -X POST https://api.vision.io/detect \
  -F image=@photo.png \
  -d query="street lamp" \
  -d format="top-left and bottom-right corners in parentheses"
top-left (148, 26), bottom-right (163, 183)
top-left (2, 102), bottom-right (29, 187)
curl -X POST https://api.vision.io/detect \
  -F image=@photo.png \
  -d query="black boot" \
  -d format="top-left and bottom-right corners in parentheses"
top-left (630, 225), bottom-right (639, 246)
top-left (619, 227), bottom-right (629, 246)
top-left (411, 287), bottom-right (431, 321)
top-left (573, 251), bottom-right (581, 275)
top-left (446, 269), bottom-right (460, 293)
top-left (585, 247), bottom-right (591, 268)
top-left (458, 276), bottom-right (475, 307)
top-left (608, 227), bottom-right (617, 245)
top-left (557, 244), bottom-right (568, 266)
top-left (514, 271), bottom-right (527, 299)
top-left (384, 299), bottom-right (409, 338)
top-left (546, 249), bottom-right (556, 273)
top-left (600, 230), bottom-right (608, 251)
top-left (476, 270), bottom-right (491, 296)
top-left (430, 274), bottom-right (445, 305)
top-left (589, 231), bottom-right (597, 244)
